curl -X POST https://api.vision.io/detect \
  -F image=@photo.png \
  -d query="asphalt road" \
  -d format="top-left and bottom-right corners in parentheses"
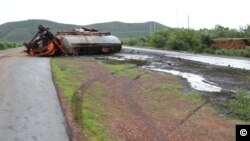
top-left (0, 48), bottom-right (69, 141)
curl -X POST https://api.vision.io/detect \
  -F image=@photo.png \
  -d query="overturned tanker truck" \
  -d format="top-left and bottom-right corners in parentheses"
top-left (23, 25), bottom-right (122, 56)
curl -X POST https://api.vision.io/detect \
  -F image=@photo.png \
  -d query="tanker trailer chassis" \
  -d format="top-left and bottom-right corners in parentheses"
top-left (24, 25), bottom-right (122, 57)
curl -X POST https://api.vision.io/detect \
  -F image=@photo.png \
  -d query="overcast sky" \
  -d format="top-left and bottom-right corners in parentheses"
top-left (1, 0), bottom-right (250, 29)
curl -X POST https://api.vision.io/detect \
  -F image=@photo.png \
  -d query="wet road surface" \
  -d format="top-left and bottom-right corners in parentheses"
top-left (0, 48), bottom-right (69, 141)
top-left (78, 46), bottom-right (249, 110)
top-left (103, 46), bottom-right (250, 93)
top-left (83, 46), bottom-right (247, 115)
top-left (122, 46), bottom-right (250, 70)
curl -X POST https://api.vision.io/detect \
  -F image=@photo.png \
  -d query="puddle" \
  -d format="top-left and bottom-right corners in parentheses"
top-left (122, 46), bottom-right (250, 70)
top-left (164, 54), bottom-right (250, 70)
top-left (107, 53), bottom-right (153, 61)
top-left (142, 66), bottom-right (222, 92)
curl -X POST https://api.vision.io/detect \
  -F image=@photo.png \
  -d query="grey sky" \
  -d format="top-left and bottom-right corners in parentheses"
top-left (1, 0), bottom-right (250, 29)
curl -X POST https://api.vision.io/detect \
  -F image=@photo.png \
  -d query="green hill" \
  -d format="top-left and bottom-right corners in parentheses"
top-left (0, 19), bottom-right (167, 42)
top-left (85, 21), bottom-right (167, 39)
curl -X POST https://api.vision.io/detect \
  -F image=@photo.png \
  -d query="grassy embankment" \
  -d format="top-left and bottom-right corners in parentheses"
top-left (52, 58), bottom-right (250, 140)
top-left (52, 58), bottom-right (115, 140)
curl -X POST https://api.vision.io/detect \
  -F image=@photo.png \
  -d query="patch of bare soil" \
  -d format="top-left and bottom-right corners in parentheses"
top-left (56, 60), bottom-right (238, 141)
top-left (214, 38), bottom-right (249, 50)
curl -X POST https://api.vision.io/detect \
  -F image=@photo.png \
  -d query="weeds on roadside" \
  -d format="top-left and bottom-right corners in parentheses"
top-left (227, 90), bottom-right (250, 121)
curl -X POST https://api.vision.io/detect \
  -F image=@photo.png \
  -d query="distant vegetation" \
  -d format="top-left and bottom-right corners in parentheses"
top-left (0, 19), bottom-right (166, 42)
top-left (87, 21), bottom-right (165, 39)
top-left (0, 41), bottom-right (22, 50)
top-left (123, 24), bottom-right (250, 57)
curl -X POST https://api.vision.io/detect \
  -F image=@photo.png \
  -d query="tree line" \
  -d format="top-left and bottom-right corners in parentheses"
top-left (123, 24), bottom-right (250, 57)
top-left (0, 41), bottom-right (22, 50)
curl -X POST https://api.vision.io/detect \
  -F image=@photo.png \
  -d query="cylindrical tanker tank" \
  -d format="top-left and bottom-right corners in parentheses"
top-left (24, 25), bottom-right (122, 57)
top-left (58, 34), bottom-right (122, 55)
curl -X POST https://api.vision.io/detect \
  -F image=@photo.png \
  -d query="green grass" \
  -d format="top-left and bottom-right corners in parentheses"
top-left (227, 90), bottom-right (250, 121)
top-left (52, 58), bottom-right (117, 141)
top-left (51, 58), bottom-right (85, 101)
top-left (81, 83), bottom-right (116, 141)
top-left (0, 42), bottom-right (22, 50)
top-left (148, 83), bottom-right (204, 103)
top-left (105, 63), bottom-right (143, 78)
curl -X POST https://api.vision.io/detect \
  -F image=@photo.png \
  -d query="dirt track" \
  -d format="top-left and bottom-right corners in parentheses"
top-left (54, 58), bottom-right (237, 141)
top-left (0, 48), bottom-right (69, 141)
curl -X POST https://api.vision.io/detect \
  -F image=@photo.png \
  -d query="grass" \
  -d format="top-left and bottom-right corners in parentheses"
top-left (52, 58), bottom-right (117, 141)
top-left (54, 58), bottom-right (250, 139)
top-left (82, 83), bottom-right (116, 141)
top-left (214, 47), bottom-right (250, 57)
top-left (105, 63), bottom-right (143, 78)
top-left (144, 83), bottom-right (204, 116)
top-left (227, 90), bottom-right (250, 121)
top-left (51, 58), bottom-right (85, 101)
top-left (149, 83), bottom-right (204, 103)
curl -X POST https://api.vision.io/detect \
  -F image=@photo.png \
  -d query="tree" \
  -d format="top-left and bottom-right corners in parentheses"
top-left (149, 29), bottom-right (170, 48)
top-left (169, 30), bottom-right (201, 51)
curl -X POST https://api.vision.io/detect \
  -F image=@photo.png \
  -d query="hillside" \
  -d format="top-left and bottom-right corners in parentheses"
top-left (0, 19), bottom-right (167, 42)
top-left (86, 21), bottom-right (167, 39)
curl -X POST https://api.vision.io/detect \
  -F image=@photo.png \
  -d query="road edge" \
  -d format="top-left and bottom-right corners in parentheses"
top-left (50, 59), bottom-right (84, 141)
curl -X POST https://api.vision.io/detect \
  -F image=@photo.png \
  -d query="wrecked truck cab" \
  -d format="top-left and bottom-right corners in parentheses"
top-left (24, 25), bottom-right (122, 57)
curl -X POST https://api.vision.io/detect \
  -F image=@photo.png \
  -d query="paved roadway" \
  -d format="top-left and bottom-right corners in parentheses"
top-left (0, 48), bottom-right (69, 141)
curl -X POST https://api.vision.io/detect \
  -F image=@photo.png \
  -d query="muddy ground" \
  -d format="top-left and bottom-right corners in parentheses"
top-left (53, 57), bottom-right (249, 141)
top-left (81, 47), bottom-right (250, 114)
top-left (52, 46), bottom-right (250, 141)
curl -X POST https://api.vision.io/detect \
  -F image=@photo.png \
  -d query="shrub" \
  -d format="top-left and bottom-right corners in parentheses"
top-left (203, 47), bottom-right (216, 54)
top-left (227, 90), bottom-right (250, 121)
top-left (201, 35), bottom-right (214, 47)
top-left (123, 39), bottom-right (138, 46)
top-left (149, 29), bottom-right (170, 48)
top-left (193, 45), bottom-right (206, 53)
top-left (242, 47), bottom-right (250, 57)
top-left (170, 40), bottom-right (190, 51)
top-left (0, 42), bottom-right (21, 50)
top-left (169, 30), bottom-right (201, 51)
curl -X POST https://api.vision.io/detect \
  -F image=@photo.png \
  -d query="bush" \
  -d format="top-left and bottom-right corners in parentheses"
top-left (0, 42), bottom-right (6, 50)
top-left (0, 42), bottom-right (21, 50)
top-left (203, 47), bottom-right (216, 54)
top-left (122, 27), bottom-right (250, 58)
top-left (242, 47), bottom-right (250, 57)
top-left (201, 35), bottom-right (214, 46)
top-left (123, 39), bottom-right (138, 46)
top-left (170, 40), bottom-right (190, 51)
top-left (169, 30), bottom-right (201, 51)
top-left (193, 45), bottom-right (206, 53)
top-left (227, 90), bottom-right (250, 121)
top-left (149, 29), bottom-right (170, 48)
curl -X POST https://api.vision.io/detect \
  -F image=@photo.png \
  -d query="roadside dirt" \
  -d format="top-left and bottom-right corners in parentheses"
top-left (214, 38), bottom-right (249, 50)
top-left (55, 58), bottom-right (238, 141)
